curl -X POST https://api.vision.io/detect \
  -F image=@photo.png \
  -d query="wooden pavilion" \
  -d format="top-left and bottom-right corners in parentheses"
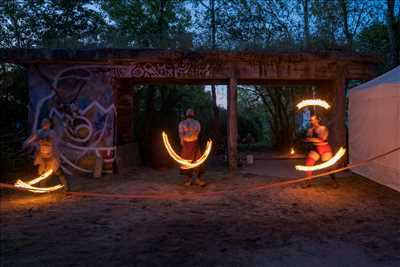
top-left (0, 49), bottom-right (379, 173)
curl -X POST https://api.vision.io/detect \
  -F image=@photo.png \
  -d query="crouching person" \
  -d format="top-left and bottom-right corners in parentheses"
top-left (23, 118), bottom-right (70, 191)
top-left (303, 115), bottom-right (338, 188)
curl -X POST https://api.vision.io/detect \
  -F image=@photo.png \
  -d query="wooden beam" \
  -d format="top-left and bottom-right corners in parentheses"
top-left (0, 49), bottom-right (378, 81)
top-left (116, 80), bottom-right (135, 144)
top-left (227, 78), bottom-right (238, 171)
top-left (329, 74), bottom-right (347, 154)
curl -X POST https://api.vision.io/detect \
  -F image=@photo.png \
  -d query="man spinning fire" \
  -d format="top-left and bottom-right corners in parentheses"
top-left (179, 109), bottom-right (206, 187)
top-left (303, 115), bottom-right (338, 187)
top-left (23, 118), bottom-right (69, 191)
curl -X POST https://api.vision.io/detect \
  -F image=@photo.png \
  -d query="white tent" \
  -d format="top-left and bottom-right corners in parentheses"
top-left (349, 66), bottom-right (400, 192)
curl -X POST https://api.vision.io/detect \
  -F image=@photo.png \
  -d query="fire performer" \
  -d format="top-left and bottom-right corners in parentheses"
top-left (303, 115), bottom-right (338, 187)
top-left (23, 118), bottom-right (69, 191)
top-left (179, 109), bottom-right (206, 187)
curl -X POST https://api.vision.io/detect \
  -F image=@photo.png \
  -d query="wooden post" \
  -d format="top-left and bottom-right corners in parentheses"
top-left (114, 80), bottom-right (136, 172)
top-left (116, 80), bottom-right (135, 144)
top-left (227, 78), bottom-right (238, 171)
top-left (330, 74), bottom-right (347, 153)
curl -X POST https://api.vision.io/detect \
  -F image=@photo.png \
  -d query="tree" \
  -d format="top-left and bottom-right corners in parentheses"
top-left (339, 0), bottom-right (352, 49)
top-left (386, 0), bottom-right (399, 67)
top-left (193, 0), bottom-right (224, 144)
top-left (100, 0), bottom-right (191, 48)
top-left (302, 0), bottom-right (310, 49)
top-left (241, 85), bottom-right (305, 150)
top-left (0, 1), bottom-right (42, 48)
top-left (0, 0), bottom-right (106, 49)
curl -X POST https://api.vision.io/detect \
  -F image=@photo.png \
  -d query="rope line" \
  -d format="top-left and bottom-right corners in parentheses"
top-left (1, 146), bottom-right (399, 200)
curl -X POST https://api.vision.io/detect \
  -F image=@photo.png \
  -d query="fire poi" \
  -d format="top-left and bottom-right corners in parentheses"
top-left (296, 99), bottom-right (331, 110)
top-left (295, 147), bottom-right (346, 172)
top-left (14, 169), bottom-right (64, 193)
top-left (162, 132), bottom-right (212, 169)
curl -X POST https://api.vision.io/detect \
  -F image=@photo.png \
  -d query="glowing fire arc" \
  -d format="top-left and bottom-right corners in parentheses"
top-left (14, 169), bottom-right (64, 193)
top-left (295, 147), bottom-right (346, 172)
top-left (162, 132), bottom-right (212, 169)
top-left (296, 99), bottom-right (331, 110)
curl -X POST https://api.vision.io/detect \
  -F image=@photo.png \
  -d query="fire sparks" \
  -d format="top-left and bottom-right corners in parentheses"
top-left (295, 147), bottom-right (346, 172)
top-left (14, 169), bottom-right (64, 193)
top-left (162, 132), bottom-right (212, 169)
top-left (296, 99), bottom-right (331, 110)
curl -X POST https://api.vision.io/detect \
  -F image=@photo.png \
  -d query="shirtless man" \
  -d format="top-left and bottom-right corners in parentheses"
top-left (303, 115), bottom-right (338, 187)
top-left (178, 109), bottom-right (206, 187)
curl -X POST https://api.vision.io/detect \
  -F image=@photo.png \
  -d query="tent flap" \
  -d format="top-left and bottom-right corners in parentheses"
top-left (349, 66), bottom-right (400, 192)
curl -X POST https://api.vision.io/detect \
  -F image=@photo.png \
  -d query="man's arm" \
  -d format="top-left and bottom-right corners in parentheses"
top-left (23, 133), bottom-right (38, 148)
top-left (196, 120), bottom-right (201, 136)
top-left (198, 121), bottom-right (201, 134)
top-left (305, 126), bottom-right (328, 143)
top-left (318, 126), bottom-right (329, 142)
top-left (306, 128), bottom-right (313, 137)
top-left (178, 122), bottom-right (185, 145)
top-left (304, 128), bottom-right (316, 142)
top-left (49, 130), bottom-right (61, 153)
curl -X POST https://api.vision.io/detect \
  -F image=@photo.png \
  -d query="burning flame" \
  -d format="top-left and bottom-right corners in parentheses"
top-left (14, 169), bottom-right (64, 193)
top-left (290, 148), bottom-right (295, 155)
top-left (295, 147), bottom-right (346, 172)
top-left (162, 132), bottom-right (212, 169)
top-left (296, 99), bottom-right (331, 110)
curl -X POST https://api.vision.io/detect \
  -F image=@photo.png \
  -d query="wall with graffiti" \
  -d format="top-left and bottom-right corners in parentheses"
top-left (27, 62), bottom-right (212, 174)
top-left (28, 65), bottom-right (117, 175)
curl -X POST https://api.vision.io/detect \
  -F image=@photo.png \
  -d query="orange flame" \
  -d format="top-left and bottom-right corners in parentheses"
top-left (14, 169), bottom-right (64, 193)
top-left (296, 99), bottom-right (331, 110)
top-left (290, 148), bottom-right (295, 155)
top-left (162, 132), bottom-right (212, 169)
top-left (295, 147), bottom-right (346, 172)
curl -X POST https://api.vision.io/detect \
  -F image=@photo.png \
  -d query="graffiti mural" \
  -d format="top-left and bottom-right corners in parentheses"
top-left (27, 62), bottom-right (213, 174)
top-left (28, 65), bottom-right (117, 174)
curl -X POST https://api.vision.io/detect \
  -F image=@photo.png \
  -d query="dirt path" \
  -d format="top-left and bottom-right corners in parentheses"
top-left (1, 164), bottom-right (400, 266)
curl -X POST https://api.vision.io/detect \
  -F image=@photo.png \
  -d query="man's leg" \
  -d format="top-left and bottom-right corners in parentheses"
top-left (329, 173), bottom-right (339, 188)
top-left (38, 161), bottom-right (48, 187)
top-left (55, 169), bottom-right (70, 192)
top-left (320, 148), bottom-right (338, 188)
top-left (302, 151), bottom-right (320, 188)
top-left (326, 164), bottom-right (339, 188)
top-left (194, 166), bottom-right (206, 187)
top-left (181, 168), bottom-right (193, 186)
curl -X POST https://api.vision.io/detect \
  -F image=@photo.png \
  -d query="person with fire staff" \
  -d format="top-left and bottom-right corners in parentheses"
top-left (303, 115), bottom-right (338, 188)
top-left (179, 108), bottom-right (206, 187)
top-left (23, 118), bottom-right (70, 191)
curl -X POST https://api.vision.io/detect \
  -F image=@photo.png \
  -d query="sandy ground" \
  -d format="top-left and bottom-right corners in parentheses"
top-left (1, 156), bottom-right (400, 267)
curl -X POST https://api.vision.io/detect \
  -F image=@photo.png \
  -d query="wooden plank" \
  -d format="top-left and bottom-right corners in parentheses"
top-left (116, 80), bottom-right (135, 144)
top-left (0, 49), bottom-right (378, 81)
top-left (329, 74), bottom-right (347, 154)
top-left (227, 78), bottom-right (238, 171)
top-left (93, 156), bottom-right (103, 178)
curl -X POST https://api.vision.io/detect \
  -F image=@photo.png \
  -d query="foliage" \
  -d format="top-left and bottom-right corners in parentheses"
top-left (237, 86), bottom-right (268, 144)
top-left (0, 0), bottom-right (107, 48)
top-left (99, 0), bottom-right (192, 48)
top-left (0, 64), bottom-right (27, 131)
